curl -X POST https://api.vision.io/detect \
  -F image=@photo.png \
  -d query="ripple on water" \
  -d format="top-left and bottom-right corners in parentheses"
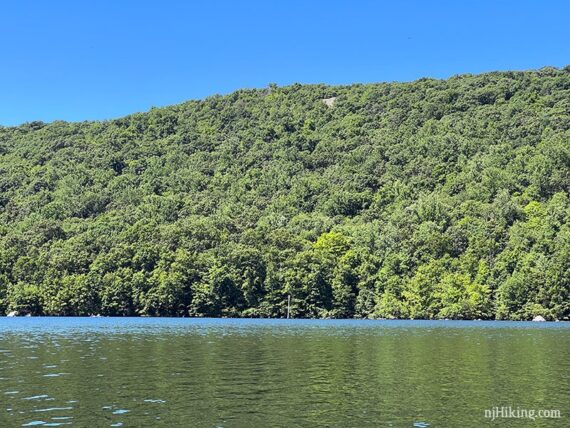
top-left (22, 423), bottom-right (72, 427)
top-left (21, 421), bottom-right (46, 427)
top-left (32, 407), bottom-right (74, 413)
top-left (102, 406), bottom-right (130, 415)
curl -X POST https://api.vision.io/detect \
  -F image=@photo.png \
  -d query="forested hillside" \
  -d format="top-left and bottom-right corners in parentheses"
top-left (1, 67), bottom-right (570, 319)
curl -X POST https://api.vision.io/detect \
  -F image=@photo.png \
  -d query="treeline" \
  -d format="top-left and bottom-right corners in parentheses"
top-left (1, 67), bottom-right (570, 319)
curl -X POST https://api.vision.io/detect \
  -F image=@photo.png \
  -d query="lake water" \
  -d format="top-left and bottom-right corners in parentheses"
top-left (1, 318), bottom-right (569, 427)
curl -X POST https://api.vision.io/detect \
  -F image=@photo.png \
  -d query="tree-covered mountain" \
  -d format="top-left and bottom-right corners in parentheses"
top-left (1, 67), bottom-right (570, 319)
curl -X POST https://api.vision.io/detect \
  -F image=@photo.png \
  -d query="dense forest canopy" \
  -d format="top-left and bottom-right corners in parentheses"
top-left (1, 66), bottom-right (570, 319)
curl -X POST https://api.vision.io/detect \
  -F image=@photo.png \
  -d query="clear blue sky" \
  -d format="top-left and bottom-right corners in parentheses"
top-left (1, 0), bottom-right (569, 126)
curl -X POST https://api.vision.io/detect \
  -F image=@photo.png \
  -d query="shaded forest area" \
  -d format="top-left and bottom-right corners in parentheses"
top-left (1, 67), bottom-right (570, 319)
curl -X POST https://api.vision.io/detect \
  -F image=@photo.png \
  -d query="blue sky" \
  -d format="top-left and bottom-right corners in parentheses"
top-left (1, 0), bottom-right (569, 126)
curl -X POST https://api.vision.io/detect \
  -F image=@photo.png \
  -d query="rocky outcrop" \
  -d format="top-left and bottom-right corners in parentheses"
top-left (322, 97), bottom-right (336, 107)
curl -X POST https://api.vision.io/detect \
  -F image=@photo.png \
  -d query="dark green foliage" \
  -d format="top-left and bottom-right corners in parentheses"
top-left (1, 67), bottom-right (570, 319)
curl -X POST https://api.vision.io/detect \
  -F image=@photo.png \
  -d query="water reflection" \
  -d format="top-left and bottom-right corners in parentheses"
top-left (1, 318), bottom-right (569, 426)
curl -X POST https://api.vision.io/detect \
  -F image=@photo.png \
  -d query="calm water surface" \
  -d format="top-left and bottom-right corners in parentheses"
top-left (1, 318), bottom-right (569, 427)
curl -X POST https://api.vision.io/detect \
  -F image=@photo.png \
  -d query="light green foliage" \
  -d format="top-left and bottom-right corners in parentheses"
top-left (1, 67), bottom-right (570, 319)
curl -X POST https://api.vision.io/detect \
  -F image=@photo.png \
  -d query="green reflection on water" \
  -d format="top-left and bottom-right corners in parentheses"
top-left (1, 319), bottom-right (569, 427)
